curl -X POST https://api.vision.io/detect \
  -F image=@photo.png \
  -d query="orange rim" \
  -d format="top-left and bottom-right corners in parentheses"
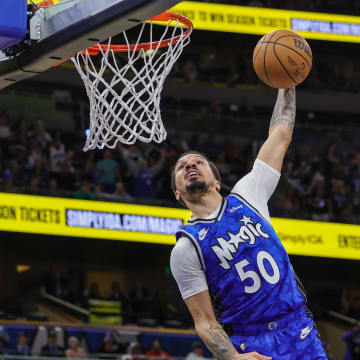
top-left (54, 12), bottom-right (192, 66)
top-left (33, 0), bottom-right (55, 10)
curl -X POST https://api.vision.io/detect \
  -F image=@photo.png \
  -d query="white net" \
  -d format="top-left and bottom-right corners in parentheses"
top-left (71, 14), bottom-right (192, 151)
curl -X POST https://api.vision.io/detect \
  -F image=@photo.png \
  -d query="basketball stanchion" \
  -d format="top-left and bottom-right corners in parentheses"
top-left (55, 12), bottom-right (193, 151)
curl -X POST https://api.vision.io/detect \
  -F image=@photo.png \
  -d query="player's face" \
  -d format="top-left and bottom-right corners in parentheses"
top-left (174, 154), bottom-right (219, 202)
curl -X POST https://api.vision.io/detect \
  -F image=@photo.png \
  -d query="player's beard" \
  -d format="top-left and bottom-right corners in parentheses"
top-left (185, 180), bottom-right (209, 194)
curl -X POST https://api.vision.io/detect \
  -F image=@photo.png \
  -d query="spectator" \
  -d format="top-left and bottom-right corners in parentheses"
top-left (289, 160), bottom-right (311, 196)
top-left (108, 281), bottom-right (129, 322)
top-left (28, 176), bottom-right (41, 194)
top-left (49, 138), bottom-right (66, 173)
top-left (329, 179), bottom-right (349, 222)
top-left (114, 182), bottom-right (133, 202)
top-left (0, 325), bottom-right (9, 354)
top-left (109, 281), bottom-right (126, 301)
top-left (307, 179), bottom-right (330, 221)
top-left (222, 136), bottom-right (242, 164)
top-left (215, 152), bottom-right (236, 185)
top-left (41, 328), bottom-right (65, 357)
top-left (3, 168), bottom-right (15, 192)
top-left (98, 182), bottom-right (134, 202)
top-left (88, 282), bottom-right (101, 299)
top-left (118, 144), bottom-right (144, 195)
top-left (53, 271), bottom-right (70, 299)
top-left (74, 181), bottom-right (96, 200)
top-left (13, 114), bottom-right (29, 146)
top-left (136, 148), bottom-right (165, 199)
top-left (97, 150), bottom-right (119, 193)
top-left (48, 178), bottom-right (58, 196)
top-left (57, 161), bottom-right (76, 191)
top-left (65, 337), bottom-right (86, 359)
top-left (10, 146), bottom-right (28, 184)
top-left (183, 61), bottom-right (198, 82)
top-left (202, 135), bottom-right (221, 163)
top-left (343, 326), bottom-right (360, 360)
top-left (185, 342), bottom-right (207, 360)
top-left (0, 110), bottom-right (11, 139)
top-left (145, 339), bottom-right (171, 360)
top-left (97, 331), bottom-right (125, 357)
top-left (32, 159), bottom-right (49, 188)
top-left (122, 342), bottom-right (145, 360)
top-left (15, 332), bottom-right (31, 356)
top-left (84, 153), bottom-right (102, 184)
top-left (30, 119), bottom-right (52, 150)
top-left (26, 142), bottom-right (45, 170)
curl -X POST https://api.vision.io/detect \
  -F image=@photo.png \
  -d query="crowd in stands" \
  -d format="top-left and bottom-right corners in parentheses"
top-left (0, 321), bottom-right (340, 360)
top-left (174, 45), bottom-right (360, 94)
top-left (195, 0), bottom-right (360, 14)
top-left (0, 106), bottom-right (359, 224)
top-left (44, 274), bottom-right (172, 328)
top-left (0, 324), bottom-right (186, 360)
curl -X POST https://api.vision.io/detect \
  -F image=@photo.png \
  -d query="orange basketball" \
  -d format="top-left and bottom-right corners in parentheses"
top-left (253, 29), bottom-right (312, 89)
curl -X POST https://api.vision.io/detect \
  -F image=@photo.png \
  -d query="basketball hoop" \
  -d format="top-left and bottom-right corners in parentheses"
top-left (56, 12), bottom-right (192, 151)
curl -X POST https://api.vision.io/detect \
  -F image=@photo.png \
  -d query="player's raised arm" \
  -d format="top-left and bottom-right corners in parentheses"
top-left (257, 88), bottom-right (296, 172)
top-left (185, 291), bottom-right (272, 360)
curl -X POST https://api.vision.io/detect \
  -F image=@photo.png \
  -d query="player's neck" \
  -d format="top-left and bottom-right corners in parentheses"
top-left (187, 191), bottom-right (222, 219)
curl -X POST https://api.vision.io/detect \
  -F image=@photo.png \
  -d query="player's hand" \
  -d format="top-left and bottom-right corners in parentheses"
top-left (235, 352), bottom-right (272, 360)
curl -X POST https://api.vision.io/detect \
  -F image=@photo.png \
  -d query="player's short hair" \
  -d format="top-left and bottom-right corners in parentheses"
top-left (171, 151), bottom-right (221, 194)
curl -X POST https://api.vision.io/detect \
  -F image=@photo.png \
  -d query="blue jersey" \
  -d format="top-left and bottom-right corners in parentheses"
top-left (176, 193), bottom-right (306, 327)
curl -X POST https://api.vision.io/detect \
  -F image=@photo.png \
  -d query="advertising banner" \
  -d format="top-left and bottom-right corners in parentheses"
top-left (170, 1), bottom-right (360, 43)
top-left (0, 193), bottom-right (359, 260)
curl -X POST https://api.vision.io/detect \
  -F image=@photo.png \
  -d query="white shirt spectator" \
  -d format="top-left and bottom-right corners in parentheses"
top-left (0, 126), bottom-right (11, 139)
top-left (50, 141), bottom-right (66, 172)
top-left (186, 353), bottom-right (208, 360)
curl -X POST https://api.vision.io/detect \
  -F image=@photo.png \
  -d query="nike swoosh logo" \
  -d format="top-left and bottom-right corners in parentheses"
top-left (198, 228), bottom-right (209, 240)
top-left (300, 327), bottom-right (313, 339)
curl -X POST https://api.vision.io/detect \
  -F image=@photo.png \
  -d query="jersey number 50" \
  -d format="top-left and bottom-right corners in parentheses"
top-left (235, 251), bottom-right (280, 294)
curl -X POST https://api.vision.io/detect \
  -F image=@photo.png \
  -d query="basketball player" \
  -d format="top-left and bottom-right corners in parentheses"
top-left (170, 88), bottom-right (328, 360)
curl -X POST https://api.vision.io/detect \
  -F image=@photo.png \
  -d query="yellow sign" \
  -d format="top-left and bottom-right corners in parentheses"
top-left (89, 299), bottom-right (122, 325)
top-left (0, 192), bottom-right (359, 260)
top-left (272, 217), bottom-right (360, 260)
top-left (0, 192), bottom-right (190, 245)
top-left (170, 1), bottom-right (360, 43)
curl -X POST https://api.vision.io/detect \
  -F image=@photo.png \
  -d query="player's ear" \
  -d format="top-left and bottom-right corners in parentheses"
top-left (215, 180), bottom-right (221, 192)
top-left (175, 190), bottom-right (181, 201)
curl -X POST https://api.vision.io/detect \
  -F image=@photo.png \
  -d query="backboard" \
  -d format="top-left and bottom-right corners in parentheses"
top-left (0, 0), bottom-right (182, 90)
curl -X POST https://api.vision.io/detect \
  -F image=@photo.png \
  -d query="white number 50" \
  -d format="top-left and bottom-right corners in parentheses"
top-left (235, 251), bottom-right (280, 294)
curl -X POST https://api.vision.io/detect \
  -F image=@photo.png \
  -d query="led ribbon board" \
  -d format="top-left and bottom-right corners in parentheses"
top-left (272, 217), bottom-right (360, 261)
top-left (0, 192), bottom-right (190, 245)
top-left (170, 1), bottom-right (360, 43)
top-left (0, 193), bottom-right (359, 259)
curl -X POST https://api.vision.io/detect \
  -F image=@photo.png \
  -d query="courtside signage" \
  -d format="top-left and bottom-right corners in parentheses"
top-left (0, 192), bottom-right (189, 245)
top-left (170, 1), bottom-right (360, 43)
top-left (0, 192), bottom-right (359, 259)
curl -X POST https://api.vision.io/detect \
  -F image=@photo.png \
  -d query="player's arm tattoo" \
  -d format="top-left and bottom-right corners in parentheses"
top-left (201, 324), bottom-right (237, 360)
top-left (269, 88), bottom-right (296, 136)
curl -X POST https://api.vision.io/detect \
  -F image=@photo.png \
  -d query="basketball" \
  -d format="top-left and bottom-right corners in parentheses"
top-left (253, 29), bottom-right (312, 89)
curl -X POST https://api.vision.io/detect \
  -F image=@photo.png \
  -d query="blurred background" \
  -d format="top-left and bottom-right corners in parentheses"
top-left (0, 0), bottom-right (360, 360)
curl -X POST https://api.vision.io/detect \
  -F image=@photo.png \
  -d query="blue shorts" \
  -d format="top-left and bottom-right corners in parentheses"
top-left (229, 307), bottom-right (328, 360)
